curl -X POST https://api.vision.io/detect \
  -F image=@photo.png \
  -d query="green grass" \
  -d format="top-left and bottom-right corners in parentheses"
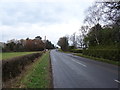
top-left (2, 52), bottom-right (37, 60)
top-left (19, 51), bottom-right (51, 88)
top-left (74, 53), bottom-right (120, 66)
top-left (0, 53), bottom-right (2, 60)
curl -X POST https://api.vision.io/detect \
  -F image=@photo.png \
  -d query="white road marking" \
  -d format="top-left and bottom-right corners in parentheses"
top-left (71, 59), bottom-right (87, 67)
top-left (114, 80), bottom-right (120, 83)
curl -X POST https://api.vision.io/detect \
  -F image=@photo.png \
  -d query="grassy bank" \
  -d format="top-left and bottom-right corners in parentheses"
top-left (2, 52), bottom-right (37, 60)
top-left (14, 51), bottom-right (52, 88)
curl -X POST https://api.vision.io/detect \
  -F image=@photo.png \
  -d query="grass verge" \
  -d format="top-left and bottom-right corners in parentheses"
top-left (18, 51), bottom-right (52, 88)
top-left (74, 53), bottom-right (120, 66)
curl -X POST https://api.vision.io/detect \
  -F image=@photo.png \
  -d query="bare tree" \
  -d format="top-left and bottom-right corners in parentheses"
top-left (69, 32), bottom-right (77, 48)
top-left (99, 1), bottom-right (120, 26)
top-left (84, 3), bottom-right (103, 27)
top-left (76, 25), bottom-right (89, 48)
top-left (76, 34), bottom-right (83, 48)
top-left (84, 2), bottom-right (104, 45)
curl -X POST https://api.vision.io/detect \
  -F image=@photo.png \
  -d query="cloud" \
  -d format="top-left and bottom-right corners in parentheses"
top-left (1, 19), bottom-right (81, 45)
top-left (1, 2), bottom-right (62, 25)
top-left (0, 0), bottom-right (95, 26)
top-left (0, 0), bottom-right (96, 45)
top-left (0, 0), bottom-right (96, 3)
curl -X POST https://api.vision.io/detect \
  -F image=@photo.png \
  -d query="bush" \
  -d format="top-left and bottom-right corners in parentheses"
top-left (68, 46), bottom-right (75, 50)
top-left (2, 53), bottom-right (42, 82)
top-left (83, 49), bottom-right (119, 61)
top-left (70, 49), bottom-right (83, 53)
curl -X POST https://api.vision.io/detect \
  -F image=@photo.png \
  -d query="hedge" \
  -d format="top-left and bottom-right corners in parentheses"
top-left (83, 49), bottom-right (119, 61)
top-left (2, 53), bottom-right (42, 82)
top-left (70, 49), bottom-right (83, 53)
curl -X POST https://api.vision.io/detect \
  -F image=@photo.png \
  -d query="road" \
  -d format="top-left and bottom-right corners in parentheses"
top-left (50, 50), bottom-right (119, 88)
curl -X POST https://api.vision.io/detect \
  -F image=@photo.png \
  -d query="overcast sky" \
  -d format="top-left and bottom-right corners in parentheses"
top-left (0, 0), bottom-right (96, 45)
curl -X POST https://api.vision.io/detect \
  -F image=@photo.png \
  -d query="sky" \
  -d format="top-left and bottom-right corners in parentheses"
top-left (0, 0), bottom-right (96, 45)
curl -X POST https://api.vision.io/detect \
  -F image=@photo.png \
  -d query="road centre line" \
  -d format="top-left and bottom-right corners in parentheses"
top-left (71, 59), bottom-right (87, 67)
top-left (114, 80), bottom-right (120, 83)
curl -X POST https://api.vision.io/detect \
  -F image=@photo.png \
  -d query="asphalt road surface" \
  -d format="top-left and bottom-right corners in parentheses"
top-left (50, 49), bottom-right (119, 88)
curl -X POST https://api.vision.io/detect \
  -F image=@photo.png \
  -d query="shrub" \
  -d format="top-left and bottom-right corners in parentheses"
top-left (70, 49), bottom-right (83, 53)
top-left (2, 53), bottom-right (42, 82)
top-left (83, 49), bottom-right (119, 61)
top-left (68, 46), bottom-right (75, 50)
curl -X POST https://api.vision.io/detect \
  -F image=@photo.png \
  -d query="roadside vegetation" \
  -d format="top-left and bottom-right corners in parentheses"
top-left (14, 51), bottom-right (52, 88)
top-left (57, 1), bottom-right (120, 66)
top-left (59, 48), bottom-right (120, 66)
top-left (1, 36), bottom-right (54, 88)
top-left (2, 52), bottom-right (42, 82)
top-left (3, 51), bottom-right (52, 88)
top-left (74, 53), bottom-right (120, 66)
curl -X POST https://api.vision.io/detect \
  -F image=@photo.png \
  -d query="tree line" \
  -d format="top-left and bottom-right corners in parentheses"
top-left (58, 1), bottom-right (120, 51)
top-left (2, 36), bottom-right (55, 52)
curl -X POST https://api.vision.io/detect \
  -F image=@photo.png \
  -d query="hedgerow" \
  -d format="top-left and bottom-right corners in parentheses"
top-left (83, 49), bottom-right (119, 61)
top-left (2, 53), bottom-right (42, 82)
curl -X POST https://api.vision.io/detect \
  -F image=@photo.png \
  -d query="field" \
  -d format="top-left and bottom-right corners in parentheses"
top-left (2, 52), bottom-right (37, 60)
